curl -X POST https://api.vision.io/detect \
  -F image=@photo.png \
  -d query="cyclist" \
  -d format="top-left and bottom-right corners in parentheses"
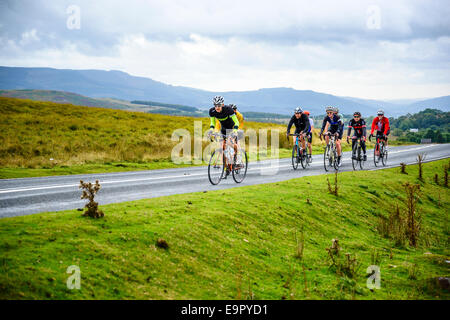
top-left (369, 109), bottom-right (390, 161)
top-left (347, 111), bottom-right (367, 161)
top-left (303, 110), bottom-right (314, 162)
top-left (208, 96), bottom-right (240, 178)
top-left (215, 104), bottom-right (244, 130)
top-left (286, 107), bottom-right (310, 157)
top-left (319, 106), bottom-right (344, 166)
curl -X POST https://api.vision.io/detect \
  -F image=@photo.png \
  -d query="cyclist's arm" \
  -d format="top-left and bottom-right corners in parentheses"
top-left (287, 117), bottom-right (294, 134)
top-left (303, 115), bottom-right (310, 134)
top-left (209, 117), bottom-right (216, 129)
top-left (237, 111), bottom-right (244, 130)
top-left (383, 118), bottom-right (390, 135)
top-left (347, 121), bottom-right (353, 137)
top-left (319, 118), bottom-right (327, 135)
top-left (337, 120), bottom-right (344, 135)
top-left (215, 119), bottom-right (221, 131)
top-left (370, 118), bottom-right (377, 135)
top-left (230, 114), bottom-right (239, 130)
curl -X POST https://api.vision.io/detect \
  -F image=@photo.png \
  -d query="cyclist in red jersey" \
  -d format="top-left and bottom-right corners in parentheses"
top-left (369, 109), bottom-right (390, 157)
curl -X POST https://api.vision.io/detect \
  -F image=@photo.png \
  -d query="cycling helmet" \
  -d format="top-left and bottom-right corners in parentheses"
top-left (325, 106), bottom-right (334, 112)
top-left (231, 104), bottom-right (237, 110)
top-left (303, 110), bottom-right (310, 116)
top-left (353, 111), bottom-right (361, 117)
top-left (334, 107), bottom-right (339, 113)
top-left (213, 96), bottom-right (224, 105)
top-left (377, 109), bottom-right (384, 116)
top-left (294, 107), bottom-right (303, 114)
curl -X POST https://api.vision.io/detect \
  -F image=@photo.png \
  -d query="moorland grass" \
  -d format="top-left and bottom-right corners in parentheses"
top-left (0, 160), bottom-right (448, 299)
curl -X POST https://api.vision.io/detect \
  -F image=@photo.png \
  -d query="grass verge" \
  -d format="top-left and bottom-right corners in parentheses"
top-left (0, 159), bottom-right (448, 299)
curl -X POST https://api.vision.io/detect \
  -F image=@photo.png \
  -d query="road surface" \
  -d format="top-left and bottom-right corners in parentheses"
top-left (1, 144), bottom-right (449, 218)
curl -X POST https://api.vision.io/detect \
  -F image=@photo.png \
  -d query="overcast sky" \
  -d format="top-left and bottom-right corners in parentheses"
top-left (0, 0), bottom-right (449, 100)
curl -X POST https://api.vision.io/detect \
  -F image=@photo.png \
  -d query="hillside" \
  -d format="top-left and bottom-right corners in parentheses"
top-left (0, 160), bottom-right (448, 299)
top-left (391, 109), bottom-right (450, 143)
top-left (2, 66), bottom-right (449, 116)
top-left (0, 97), bottom-right (296, 176)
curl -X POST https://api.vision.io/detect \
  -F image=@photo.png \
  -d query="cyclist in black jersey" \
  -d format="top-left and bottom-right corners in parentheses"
top-left (208, 96), bottom-right (240, 178)
top-left (347, 111), bottom-right (367, 161)
top-left (286, 107), bottom-right (310, 153)
top-left (319, 106), bottom-right (344, 165)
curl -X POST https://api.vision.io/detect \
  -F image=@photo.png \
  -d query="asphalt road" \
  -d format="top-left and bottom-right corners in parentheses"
top-left (1, 144), bottom-right (449, 218)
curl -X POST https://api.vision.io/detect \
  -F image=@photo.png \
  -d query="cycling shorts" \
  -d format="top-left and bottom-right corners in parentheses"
top-left (327, 128), bottom-right (343, 140)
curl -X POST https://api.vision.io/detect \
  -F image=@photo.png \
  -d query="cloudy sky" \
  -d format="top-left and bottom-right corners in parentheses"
top-left (0, 0), bottom-right (449, 100)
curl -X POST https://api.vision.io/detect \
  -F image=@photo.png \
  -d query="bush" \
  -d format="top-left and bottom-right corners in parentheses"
top-left (79, 180), bottom-right (104, 218)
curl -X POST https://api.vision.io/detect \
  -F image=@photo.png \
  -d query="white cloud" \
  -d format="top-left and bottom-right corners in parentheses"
top-left (0, 0), bottom-right (449, 99)
top-left (19, 29), bottom-right (39, 46)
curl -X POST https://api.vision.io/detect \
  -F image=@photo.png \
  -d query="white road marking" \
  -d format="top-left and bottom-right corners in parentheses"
top-left (0, 144), bottom-right (445, 195)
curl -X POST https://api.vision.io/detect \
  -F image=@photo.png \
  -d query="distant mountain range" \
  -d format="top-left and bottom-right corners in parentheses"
top-left (1, 66), bottom-right (449, 117)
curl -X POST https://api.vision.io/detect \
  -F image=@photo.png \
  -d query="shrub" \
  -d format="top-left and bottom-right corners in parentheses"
top-left (326, 239), bottom-right (360, 279)
top-left (417, 153), bottom-right (426, 181)
top-left (327, 171), bottom-right (339, 196)
top-left (404, 183), bottom-right (422, 247)
top-left (79, 180), bottom-right (104, 218)
top-left (400, 162), bottom-right (407, 174)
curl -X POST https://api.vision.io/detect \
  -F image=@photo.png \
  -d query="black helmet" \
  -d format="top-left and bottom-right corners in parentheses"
top-left (353, 111), bottom-right (361, 117)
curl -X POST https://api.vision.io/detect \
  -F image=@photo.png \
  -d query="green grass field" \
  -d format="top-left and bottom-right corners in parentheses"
top-left (0, 160), bottom-right (448, 300)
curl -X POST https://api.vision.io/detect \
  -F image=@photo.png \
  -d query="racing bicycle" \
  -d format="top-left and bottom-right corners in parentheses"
top-left (322, 132), bottom-right (339, 171)
top-left (370, 134), bottom-right (388, 167)
top-left (288, 133), bottom-right (308, 170)
top-left (349, 136), bottom-right (367, 170)
top-left (207, 132), bottom-right (248, 185)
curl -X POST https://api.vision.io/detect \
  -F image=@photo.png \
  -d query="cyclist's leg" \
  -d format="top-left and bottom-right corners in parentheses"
top-left (351, 136), bottom-right (357, 158)
top-left (307, 133), bottom-right (312, 159)
top-left (360, 135), bottom-right (367, 160)
top-left (375, 132), bottom-right (383, 156)
top-left (336, 131), bottom-right (342, 156)
top-left (384, 129), bottom-right (390, 148)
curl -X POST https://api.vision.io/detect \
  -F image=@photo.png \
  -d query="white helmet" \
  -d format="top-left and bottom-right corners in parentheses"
top-left (325, 106), bottom-right (334, 112)
top-left (213, 96), bottom-right (224, 105)
top-left (294, 107), bottom-right (303, 114)
top-left (334, 107), bottom-right (339, 113)
top-left (377, 109), bottom-right (384, 116)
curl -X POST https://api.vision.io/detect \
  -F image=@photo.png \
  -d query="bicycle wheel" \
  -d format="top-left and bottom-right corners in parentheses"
top-left (292, 145), bottom-right (299, 170)
top-left (332, 148), bottom-right (339, 171)
top-left (323, 145), bottom-right (331, 172)
top-left (373, 143), bottom-right (380, 167)
top-left (381, 143), bottom-right (388, 166)
top-left (300, 148), bottom-right (306, 169)
top-left (208, 149), bottom-right (225, 185)
top-left (352, 143), bottom-right (358, 171)
top-left (232, 149), bottom-right (248, 183)
top-left (359, 144), bottom-right (365, 170)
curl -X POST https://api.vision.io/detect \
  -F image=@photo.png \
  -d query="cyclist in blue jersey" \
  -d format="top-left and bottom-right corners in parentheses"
top-left (319, 106), bottom-right (344, 166)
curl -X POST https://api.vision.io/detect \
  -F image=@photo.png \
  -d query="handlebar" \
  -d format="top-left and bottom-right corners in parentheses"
top-left (208, 131), bottom-right (237, 141)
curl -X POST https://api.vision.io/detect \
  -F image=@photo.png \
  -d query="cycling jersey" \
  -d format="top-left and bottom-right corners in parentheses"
top-left (287, 113), bottom-right (310, 134)
top-left (209, 106), bottom-right (239, 135)
top-left (216, 110), bottom-right (244, 130)
top-left (370, 117), bottom-right (390, 135)
top-left (347, 118), bottom-right (367, 137)
top-left (320, 115), bottom-right (344, 136)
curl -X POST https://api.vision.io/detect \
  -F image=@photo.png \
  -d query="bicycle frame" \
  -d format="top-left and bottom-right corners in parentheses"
top-left (209, 132), bottom-right (237, 170)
